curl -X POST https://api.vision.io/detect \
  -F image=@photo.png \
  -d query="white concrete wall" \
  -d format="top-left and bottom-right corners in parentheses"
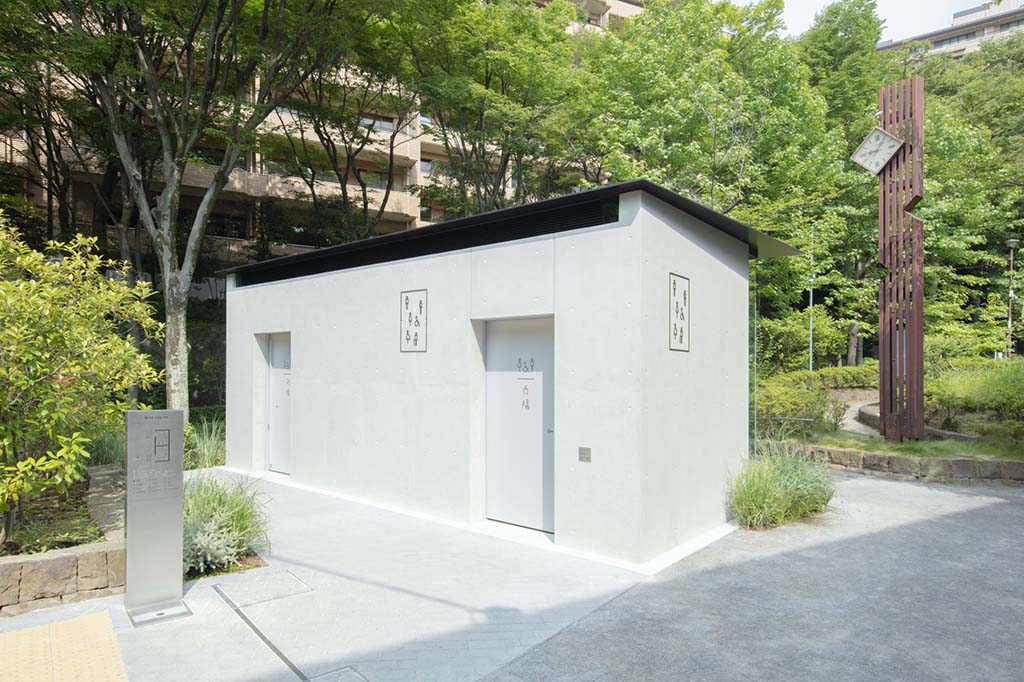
top-left (226, 189), bottom-right (750, 564)
top-left (636, 193), bottom-right (749, 561)
top-left (550, 193), bottom-right (645, 562)
top-left (227, 250), bottom-right (484, 521)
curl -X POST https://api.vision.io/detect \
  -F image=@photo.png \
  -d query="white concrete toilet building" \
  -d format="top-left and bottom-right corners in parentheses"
top-left (224, 180), bottom-right (796, 570)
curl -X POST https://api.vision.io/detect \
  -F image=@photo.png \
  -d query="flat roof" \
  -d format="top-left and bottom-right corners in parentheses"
top-left (878, 6), bottom-right (1024, 48)
top-left (224, 179), bottom-right (798, 287)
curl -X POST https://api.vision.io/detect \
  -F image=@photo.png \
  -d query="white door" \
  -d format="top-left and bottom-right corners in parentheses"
top-left (267, 333), bottom-right (292, 474)
top-left (485, 318), bottom-right (554, 533)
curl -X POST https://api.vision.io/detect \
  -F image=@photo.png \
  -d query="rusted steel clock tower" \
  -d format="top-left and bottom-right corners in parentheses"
top-left (853, 76), bottom-right (925, 441)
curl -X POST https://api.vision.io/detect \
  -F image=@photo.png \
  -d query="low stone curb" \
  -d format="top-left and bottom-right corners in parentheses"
top-left (1, 466), bottom-right (126, 617)
top-left (804, 445), bottom-right (1024, 484)
top-left (856, 403), bottom-right (978, 442)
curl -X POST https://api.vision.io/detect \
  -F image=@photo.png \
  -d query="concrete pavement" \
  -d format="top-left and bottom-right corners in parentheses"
top-left (0, 471), bottom-right (639, 682)
top-left (2, 471), bottom-right (1021, 681)
top-left (485, 473), bottom-right (1024, 682)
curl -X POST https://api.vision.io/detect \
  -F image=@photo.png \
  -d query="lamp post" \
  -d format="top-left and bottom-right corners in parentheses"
top-left (1009, 238), bottom-right (1020, 358)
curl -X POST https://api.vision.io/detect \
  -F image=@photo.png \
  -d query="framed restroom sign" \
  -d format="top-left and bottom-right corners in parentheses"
top-left (669, 273), bottom-right (690, 352)
top-left (400, 289), bottom-right (427, 352)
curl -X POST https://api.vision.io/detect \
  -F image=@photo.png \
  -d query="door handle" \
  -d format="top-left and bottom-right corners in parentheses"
top-left (547, 428), bottom-right (554, 434)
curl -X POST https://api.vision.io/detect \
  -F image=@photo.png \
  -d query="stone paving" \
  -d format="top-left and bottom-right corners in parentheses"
top-left (484, 472), bottom-right (1024, 682)
top-left (3, 470), bottom-right (1020, 681)
top-left (0, 471), bottom-right (639, 681)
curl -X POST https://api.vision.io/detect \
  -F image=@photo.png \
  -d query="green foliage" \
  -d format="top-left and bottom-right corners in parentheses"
top-left (814, 430), bottom-right (1024, 461)
top-left (755, 362), bottom-right (877, 435)
top-left (0, 219), bottom-right (162, 541)
top-left (751, 11), bottom-right (1024, 372)
top-left (798, 0), bottom-right (883, 132)
top-left (184, 419), bottom-right (226, 471)
top-left (729, 439), bottom-right (835, 529)
top-left (777, 360), bottom-right (879, 391)
top-left (397, 0), bottom-right (577, 215)
top-left (590, 0), bottom-right (831, 214)
top-left (88, 430), bottom-right (126, 468)
top-left (187, 300), bottom-right (226, 406)
top-left (757, 306), bottom-right (848, 374)
top-left (927, 359), bottom-right (1024, 423)
top-left (183, 475), bottom-right (268, 577)
top-left (0, 179), bottom-right (48, 251)
top-left (756, 377), bottom-right (829, 425)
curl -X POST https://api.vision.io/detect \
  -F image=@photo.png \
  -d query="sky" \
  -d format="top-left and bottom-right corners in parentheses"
top-left (766, 0), bottom-right (992, 41)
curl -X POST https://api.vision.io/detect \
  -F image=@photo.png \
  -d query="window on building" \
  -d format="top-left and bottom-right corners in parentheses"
top-left (933, 32), bottom-right (976, 48)
top-left (420, 159), bottom-right (433, 175)
top-left (587, 12), bottom-right (603, 26)
top-left (1000, 19), bottom-right (1024, 32)
top-left (419, 114), bottom-right (434, 128)
top-left (360, 116), bottom-right (395, 132)
top-left (419, 203), bottom-right (433, 222)
top-left (358, 170), bottom-right (392, 190)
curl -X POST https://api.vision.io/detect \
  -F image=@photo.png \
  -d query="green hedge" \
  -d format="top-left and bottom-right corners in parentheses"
top-left (769, 359), bottom-right (879, 392)
top-left (754, 361), bottom-right (878, 435)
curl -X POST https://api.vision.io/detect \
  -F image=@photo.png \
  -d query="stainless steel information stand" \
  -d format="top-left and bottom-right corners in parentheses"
top-left (125, 410), bottom-right (191, 626)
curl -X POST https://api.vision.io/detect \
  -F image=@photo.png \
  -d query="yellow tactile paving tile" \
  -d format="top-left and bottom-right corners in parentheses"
top-left (0, 611), bottom-right (128, 682)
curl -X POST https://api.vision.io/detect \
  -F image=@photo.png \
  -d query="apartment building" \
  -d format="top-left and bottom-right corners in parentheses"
top-left (877, 0), bottom-right (1024, 57)
top-left (2, 0), bottom-right (644, 271)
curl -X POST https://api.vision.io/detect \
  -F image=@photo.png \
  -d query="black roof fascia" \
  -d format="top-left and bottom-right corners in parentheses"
top-left (223, 180), bottom-right (797, 287)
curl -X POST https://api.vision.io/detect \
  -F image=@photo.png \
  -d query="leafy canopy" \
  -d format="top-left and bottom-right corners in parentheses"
top-left (0, 216), bottom-right (162, 537)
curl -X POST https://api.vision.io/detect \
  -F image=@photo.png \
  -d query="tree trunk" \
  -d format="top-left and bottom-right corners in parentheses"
top-left (846, 322), bottom-right (861, 366)
top-left (164, 287), bottom-right (190, 424)
top-left (0, 506), bottom-right (16, 548)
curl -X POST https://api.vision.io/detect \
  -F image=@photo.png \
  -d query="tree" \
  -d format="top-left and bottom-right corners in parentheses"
top-left (798, 0), bottom-right (883, 135)
top-left (0, 20), bottom-right (79, 241)
top-left (30, 0), bottom-right (377, 420)
top-left (396, 0), bottom-right (577, 216)
top-left (587, 0), bottom-right (830, 214)
top-left (264, 19), bottom-right (421, 240)
top-left (0, 218), bottom-right (162, 546)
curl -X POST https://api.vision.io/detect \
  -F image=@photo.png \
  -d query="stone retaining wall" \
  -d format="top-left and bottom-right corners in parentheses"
top-left (805, 445), bottom-right (1024, 483)
top-left (0, 465), bottom-right (126, 617)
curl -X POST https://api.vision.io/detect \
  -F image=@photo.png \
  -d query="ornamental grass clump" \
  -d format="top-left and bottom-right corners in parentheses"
top-left (183, 475), bottom-right (268, 577)
top-left (184, 418), bottom-right (226, 470)
top-left (729, 439), bottom-right (835, 529)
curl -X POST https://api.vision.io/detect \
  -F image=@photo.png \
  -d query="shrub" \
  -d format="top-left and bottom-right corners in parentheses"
top-left (771, 360), bottom-right (880, 392)
top-left (757, 307), bottom-right (848, 374)
top-left (754, 361), bottom-right (879, 436)
top-left (926, 359), bottom-right (1024, 422)
top-left (185, 418), bottom-right (226, 470)
top-left (183, 475), bottom-right (267, 576)
top-left (0, 221), bottom-right (162, 546)
top-left (755, 377), bottom-right (828, 427)
top-left (729, 439), bottom-right (835, 529)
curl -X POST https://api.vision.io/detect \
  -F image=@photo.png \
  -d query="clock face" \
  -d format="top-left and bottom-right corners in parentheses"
top-left (852, 127), bottom-right (905, 175)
